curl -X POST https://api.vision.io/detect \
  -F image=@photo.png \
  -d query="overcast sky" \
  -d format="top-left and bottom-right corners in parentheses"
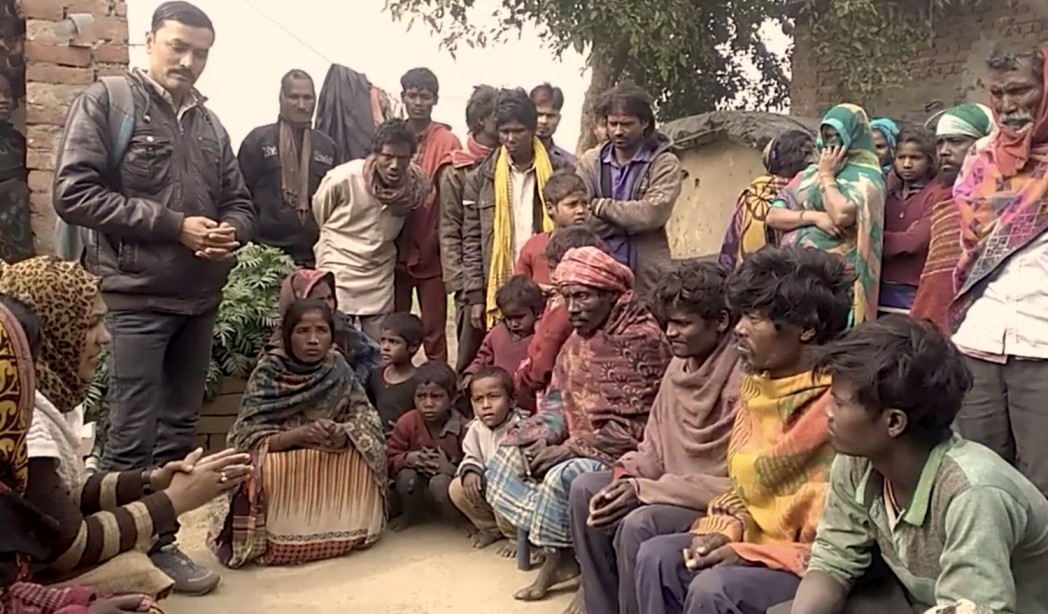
top-left (127, 0), bottom-right (790, 150)
top-left (127, 0), bottom-right (590, 149)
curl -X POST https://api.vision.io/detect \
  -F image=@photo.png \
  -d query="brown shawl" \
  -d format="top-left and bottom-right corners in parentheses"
top-left (617, 338), bottom-right (742, 509)
top-left (277, 97), bottom-right (313, 223)
top-left (362, 154), bottom-right (430, 217)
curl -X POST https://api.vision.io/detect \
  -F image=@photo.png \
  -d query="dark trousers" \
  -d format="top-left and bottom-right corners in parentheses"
top-left (570, 471), bottom-right (702, 614)
top-left (395, 271), bottom-right (448, 363)
top-left (635, 531), bottom-right (800, 614)
top-left (453, 293), bottom-right (485, 373)
top-left (956, 356), bottom-right (1048, 495)
top-left (767, 572), bottom-right (911, 614)
top-left (395, 468), bottom-right (456, 519)
top-left (100, 309), bottom-right (216, 472)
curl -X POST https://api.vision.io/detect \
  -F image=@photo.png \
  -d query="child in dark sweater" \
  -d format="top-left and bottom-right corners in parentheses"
top-left (463, 275), bottom-right (544, 414)
top-left (386, 362), bottom-right (469, 531)
top-left (366, 313), bottom-right (423, 431)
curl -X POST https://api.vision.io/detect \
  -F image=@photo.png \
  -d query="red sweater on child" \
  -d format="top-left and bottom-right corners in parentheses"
top-left (386, 409), bottom-right (468, 476)
top-left (515, 299), bottom-right (573, 401)
top-left (515, 232), bottom-right (553, 287)
top-left (466, 323), bottom-right (535, 412)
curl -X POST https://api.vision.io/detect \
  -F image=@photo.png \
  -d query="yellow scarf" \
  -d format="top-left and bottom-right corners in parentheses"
top-left (486, 138), bottom-right (554, 326)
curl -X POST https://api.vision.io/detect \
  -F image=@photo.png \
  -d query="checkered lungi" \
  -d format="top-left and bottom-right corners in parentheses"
top-left (485, 446), bottom-right (607, 548)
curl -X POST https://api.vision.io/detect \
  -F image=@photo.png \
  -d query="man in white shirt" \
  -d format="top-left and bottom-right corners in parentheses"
top-left (950, 45), bottom-right (1048, 494)
top-left (312, 119), bottom-right (429, 342)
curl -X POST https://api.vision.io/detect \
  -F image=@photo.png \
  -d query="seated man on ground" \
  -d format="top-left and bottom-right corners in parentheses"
top-left (485, 246), bottom-right (672, 602)
top-left (568, 260), bottom-right (743, 614)
top-left (781, 316), bottom-right (1048, 614)
top-left (210, 298), bottom-right (387, 568)
top-left (515, 227), bottom-right (606, 410)
top-left (635, 246), bottom-right (852, 614)
top-left (0, 256), bottom-right (249, 598)
top-left (449, 366), bottom-right (521, 549)
top-left (273, 268), bottom-right (381, 383)
top-left (0, 295), bottom-right (160, 614)
top-left (386, 362), bottom-right (469, 531)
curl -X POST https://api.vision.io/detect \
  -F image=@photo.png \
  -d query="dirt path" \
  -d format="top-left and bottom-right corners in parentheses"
top-left (165, 510), bottom-right (575, 613)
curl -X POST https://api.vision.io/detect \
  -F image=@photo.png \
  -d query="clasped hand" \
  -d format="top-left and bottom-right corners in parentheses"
top-left (180, 216), bottom-right (239, 261)
top-left (406, 447), bottom-right (457, 477)
top-left (681, 534), bottom-right (745, 572)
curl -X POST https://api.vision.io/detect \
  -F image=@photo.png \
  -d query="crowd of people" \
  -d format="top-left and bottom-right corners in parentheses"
top-left (1, 0), bottom-right (1047, 612)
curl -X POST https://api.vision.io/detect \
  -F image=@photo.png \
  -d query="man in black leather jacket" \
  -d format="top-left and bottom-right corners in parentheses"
top-left (52, 1), bottom-right (254, 595)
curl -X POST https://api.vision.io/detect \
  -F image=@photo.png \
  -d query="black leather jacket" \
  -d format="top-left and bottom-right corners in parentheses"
top-left (53, 70), bottom-right (255, 314)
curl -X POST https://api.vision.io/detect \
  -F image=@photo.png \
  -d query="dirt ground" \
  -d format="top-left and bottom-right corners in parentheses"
top-left (165, 509), bottom-right (575, 613)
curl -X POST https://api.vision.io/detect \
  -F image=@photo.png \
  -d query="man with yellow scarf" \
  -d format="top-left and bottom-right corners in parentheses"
top-left (462, 89), bottom-right (575, 331)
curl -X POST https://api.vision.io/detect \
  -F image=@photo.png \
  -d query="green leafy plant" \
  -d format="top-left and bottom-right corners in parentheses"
top-left (84, 244), bottom-right (294, 455)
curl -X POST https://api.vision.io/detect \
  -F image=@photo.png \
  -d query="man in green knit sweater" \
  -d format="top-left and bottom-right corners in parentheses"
top-left (778, 316), bottom-right (1048, 614)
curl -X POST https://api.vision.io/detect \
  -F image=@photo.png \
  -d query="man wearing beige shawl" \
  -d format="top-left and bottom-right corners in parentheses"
top-left (567, 261), bottom-right (742, 614)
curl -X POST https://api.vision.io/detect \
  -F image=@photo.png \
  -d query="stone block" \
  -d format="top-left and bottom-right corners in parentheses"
top-left (27, 62), bottom-right (95, 85)
top-left (24, 41), bottom-right (92, 67)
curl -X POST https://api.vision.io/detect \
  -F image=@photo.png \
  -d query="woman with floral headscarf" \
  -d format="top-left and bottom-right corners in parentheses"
top-left (0, 257), bottom-right (250, 598)
top-left (272, 268), bottom-right (381, 383)
top-left (0, 295), bottom-right (160, 613)
top-left (766, 103), bottom-right (887, 326)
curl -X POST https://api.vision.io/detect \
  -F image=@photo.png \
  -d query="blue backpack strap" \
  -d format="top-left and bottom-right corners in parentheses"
top-left (100, 75), bottom-right (135, 167)
top-left (54, 76), bottom-right (135, 262)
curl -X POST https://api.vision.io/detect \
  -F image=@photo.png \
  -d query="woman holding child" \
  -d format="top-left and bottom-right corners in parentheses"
top-left (210, 298), bottom-right (386, 568)
top-left (486, 246), bottom-right (672, 602)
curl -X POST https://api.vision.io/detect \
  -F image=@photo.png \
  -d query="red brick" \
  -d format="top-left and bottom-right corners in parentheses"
top-left (27, 82), bottom-right (85, 108)
top-left (24, 41), bottom-right (93, 67)
top-left (27, 63), bottom-right (95, 85)
top-left (93, 42), bottom-right (129, 64)
top-left (25, 124), bottom-right (63, 151)
top-left (64, 0), bottom-right (116, 14)
top-left (94, 64), bottom-right (125, 78)
top-left (26, 101), bottom-right (70, 127)
top-left (84, 15), bottom-right (128, 43)
top-left (27, 170), bottom-right (54, 194)
top-left (19, 1), bottom-right (64, 20)
top-left (26, 148), bottom-right (55, 172)
top-left (26, 18), bottom-right (73, 44)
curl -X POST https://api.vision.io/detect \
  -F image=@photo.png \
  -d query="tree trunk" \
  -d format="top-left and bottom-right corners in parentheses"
top-left (574, 44), bottom-right (628, 155)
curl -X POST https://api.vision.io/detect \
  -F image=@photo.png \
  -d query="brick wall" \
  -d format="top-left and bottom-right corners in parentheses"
top-left (194, 378), bottom-right (246, 454)
top-left (791, 0), bottom-right (1048, 120)
top-left (20, 0), bottom-right (128, 254)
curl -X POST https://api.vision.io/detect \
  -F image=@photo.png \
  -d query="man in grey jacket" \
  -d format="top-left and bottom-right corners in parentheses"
top-left (52, 1), bottom-right (253, 595)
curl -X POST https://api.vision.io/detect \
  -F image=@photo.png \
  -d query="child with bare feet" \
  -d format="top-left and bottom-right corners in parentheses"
top-left (449, 366), bottom-right (520, 549)
top-left (386, 362), bottom-right (469, 531)
top-left (367, 313), bottom-right (423, 431)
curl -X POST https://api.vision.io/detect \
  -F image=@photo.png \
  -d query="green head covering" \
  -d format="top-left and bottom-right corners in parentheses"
top-left (816, 103), bottom-right (882, 173)
top-left (936, 103), bottom-right (994, 139)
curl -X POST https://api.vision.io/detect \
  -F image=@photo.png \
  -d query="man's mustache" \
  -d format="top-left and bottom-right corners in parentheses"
top-left (1000, 110), bottom-right (1036, 124)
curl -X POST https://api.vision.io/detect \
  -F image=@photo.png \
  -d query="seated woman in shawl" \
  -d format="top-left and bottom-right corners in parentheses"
top-left (485, 247), bottom-right (672, 602)
top-left (0, 257), bottom-right (250, 599)
top-left (210, 298), bottom-right (386, 568)
top-left (0, 297), bottom-right (161, 614)
top-left (719, 130), bottom-right (815, 270)
top-left (274, 268), bottom-right (381, 383)
top-left (635, 246), bottom-right (851, 614)
top-left (567, 260), bottom-right (743, 614)
top-left (766, 103), bottom-right (886, 326)
top-left (878, 126), bottom-right (951, 314)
